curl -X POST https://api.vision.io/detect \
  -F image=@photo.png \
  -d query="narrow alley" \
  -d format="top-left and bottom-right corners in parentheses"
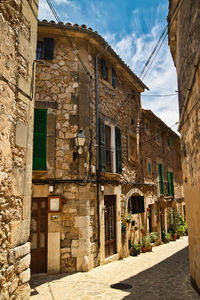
top-left (30, 237), bottom-right (199, 300)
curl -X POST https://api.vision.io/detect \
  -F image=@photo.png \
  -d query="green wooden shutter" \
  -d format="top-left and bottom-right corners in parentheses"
top-left (33, 109), bottom-right (47, 170)
top-left (169, 136), bottom-right (173, 148)
top-left (44, 38), bottom-right (54, 60)
top-left (115, 127), bottom-right (122, 174)
top-left (138, 196), bottom-right (145, 213)
top-left (112, 68), bottom-right (116, 88)
top-left (171, 172), bottom-right (174, 196)
top-left (98, 118), bottom-right (106, 172)
top-left (148, 162), bottom-right (151, 174)
top-left (158, 164), bottom-right (164, 195)
top-left (167, 171), bottom-right (172, 195)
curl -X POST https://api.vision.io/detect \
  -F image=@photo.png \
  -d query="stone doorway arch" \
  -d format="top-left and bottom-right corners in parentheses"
top-left (125, 188), bottom-right (144, 213)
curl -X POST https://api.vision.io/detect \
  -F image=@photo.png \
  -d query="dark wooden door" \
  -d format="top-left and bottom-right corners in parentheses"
top-left (104, 195), bottom-right (116, 258)
top-left (30, 198), bottom-right (48, 273)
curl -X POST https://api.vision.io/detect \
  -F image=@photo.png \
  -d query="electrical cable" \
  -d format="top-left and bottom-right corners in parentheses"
top-left (45, 0), bottom-right (92, 79)
top-left (0, 74), bottom-right (32, 101)
top-left (140, 0), bottom-right (185, 80)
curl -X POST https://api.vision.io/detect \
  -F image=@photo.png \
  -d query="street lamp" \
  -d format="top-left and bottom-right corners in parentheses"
top-left (73, 129), bottom-right (86, 160)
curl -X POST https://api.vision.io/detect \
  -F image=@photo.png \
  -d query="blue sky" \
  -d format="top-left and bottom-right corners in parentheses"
top-left (38, 0), bottom-right (179, 131)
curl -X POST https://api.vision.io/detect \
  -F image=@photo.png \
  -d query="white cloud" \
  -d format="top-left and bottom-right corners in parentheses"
top-left (103, 22), bottom-right (179, 132)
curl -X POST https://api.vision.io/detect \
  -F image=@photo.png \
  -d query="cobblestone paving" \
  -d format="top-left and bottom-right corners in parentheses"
top-left (30, 237), bottom-right (200, 300)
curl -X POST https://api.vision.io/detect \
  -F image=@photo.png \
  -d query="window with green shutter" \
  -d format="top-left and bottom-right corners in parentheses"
top-left (158, 163), bottom-right (164, 195)
top-left (115, 127), bottom-right (122, 174)
top-left (156, 128), bottom-right (160, 141)
top-left (98, 118), bottom-right (106, 172)
top-left (169, 135), bottom-right (173, 148)
top-left (148, 162), bottom-right (152, 174)
top-left (33, 109), bottom-right (47, 170)
top-left (167, 171), bottom-right (174, 196)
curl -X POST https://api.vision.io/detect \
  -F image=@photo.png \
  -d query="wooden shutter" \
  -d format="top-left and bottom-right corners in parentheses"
top-left (101, 58), bottom-right (107, 80)
top-left (115, 127), bottom-right (122, 174)
top-left (169, 136), bottom-right (173, 148)
top-left (167, 171), bottom-right (172, 195)
top-left (148, 162), bottom-right (151, 174)
top-left (138, 196), bottom-right (145, 213)
top-left (44, 38), bottom-right (54, 60)
top-left (171, 172), bottom-right (174, 196)
top-left (98, 118), bottom-right (106, 172)
top-left (33, 109), bottom-right (47, 170)
top-left (158, 164), bottom-right (164, 194)
top-left (112, 68), bottom-right (116, 88)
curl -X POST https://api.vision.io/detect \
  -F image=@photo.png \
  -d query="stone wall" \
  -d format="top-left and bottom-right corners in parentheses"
top-left (34, 22), bottom-right (150, 272)
top-left (168, 0), bottom-right (200, 292)
top-left (141, 110), bottom-right (184, 200)
top-left (0, 0), bottom-right (38, 298)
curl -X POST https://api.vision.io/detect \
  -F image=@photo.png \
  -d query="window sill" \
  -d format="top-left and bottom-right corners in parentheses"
top-left (32, 170), bottom-right (48, 180)
top-left (102, 79), bottom-right (115, 90)
top-left (100, 172), bottom-right (121, 181)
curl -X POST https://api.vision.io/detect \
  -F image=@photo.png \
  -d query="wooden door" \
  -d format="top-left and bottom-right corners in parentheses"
top-left (30, 198), bottom-right (48, 273)
top-left (104, 195), bottom-right (116, 258)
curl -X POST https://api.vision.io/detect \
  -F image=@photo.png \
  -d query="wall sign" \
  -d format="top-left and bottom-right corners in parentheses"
top-left (48, 196), bottom-right (61, 212)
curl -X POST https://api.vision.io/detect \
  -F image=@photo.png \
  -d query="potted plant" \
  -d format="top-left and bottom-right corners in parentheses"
top-left (163, 231), bottom-right (171, 243)
top-left (130, 243), bottom-right (141, 256)
top-left (125, 213), bottom-right (132, 223)
top-left (150, 232), bottom-right (157, 244)
top-left (142, 235), bottom-right (150, 252)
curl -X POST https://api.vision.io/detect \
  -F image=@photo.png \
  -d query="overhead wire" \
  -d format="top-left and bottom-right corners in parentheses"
top-left (140, 0), bottom-right (185, 80)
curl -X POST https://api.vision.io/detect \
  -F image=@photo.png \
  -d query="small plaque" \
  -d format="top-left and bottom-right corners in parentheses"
top-left (48, 196), bottom-right (61, 212)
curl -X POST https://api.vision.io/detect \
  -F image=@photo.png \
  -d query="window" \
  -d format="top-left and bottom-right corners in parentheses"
top-left (158, 163), bottom-right (164, 195)
top-left (168, 135), bottom-right (173, 149)
top-left (148, 162), bottom-right (152, 175)
top-left (156, 128), bottom-right (160, 141)
top-left (36, 41), bottom-right (43, 60)
top-left (167, 171), bottom-right (174, 196)
top-left (145, 122), bottom-right (149, 130)
top-left (100, 58), bottom-right (108, 81)
top-left (36, 38), bottom-right (54, 60)
top-left (98, 118), bottom-right (122, 174)
top-left (33, 108), bottom-right (47, 170)
top-left (112, 68), bottom-right (116, 88)
top-left (105, 125), bottom-right (112, 172)
top-left (128, 135), bottom-right (137, 161)
top-left (128, 196), bottom-right (145, 214)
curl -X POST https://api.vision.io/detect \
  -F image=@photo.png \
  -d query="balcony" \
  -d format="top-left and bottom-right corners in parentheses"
top-left (158, 181), bottom-right (174, 198)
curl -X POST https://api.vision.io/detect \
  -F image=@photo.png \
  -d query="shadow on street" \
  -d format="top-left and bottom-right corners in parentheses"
top-left (111, 246), bottom-right (200, 300)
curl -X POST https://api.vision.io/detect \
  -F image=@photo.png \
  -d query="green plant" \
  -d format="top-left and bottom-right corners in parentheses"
top-left (142, 235), bottom-right (151, 247)
top-left (125, 213), bottom-right (132, 223)
top-left (163, 231), bottom-right (171, 243)
top-left (177, 225), bottom-right (185, 237)
top-left (134, 226), bottom-right (138, 231)
top-left (150, 232), bottom-right (157, 243)
top-left (130, 243), bottom-right (141, 256)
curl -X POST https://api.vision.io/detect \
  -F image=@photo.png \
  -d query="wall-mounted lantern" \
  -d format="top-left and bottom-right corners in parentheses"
top-left (73, 129), bottom-right (86, 161)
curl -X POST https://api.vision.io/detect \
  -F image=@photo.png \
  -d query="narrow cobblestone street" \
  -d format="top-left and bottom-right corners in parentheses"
top-left (30, 237), bottom-right (200, 300)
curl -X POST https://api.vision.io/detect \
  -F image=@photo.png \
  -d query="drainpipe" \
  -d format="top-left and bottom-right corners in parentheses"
top-left (95, 44), bottom-right (108, 253)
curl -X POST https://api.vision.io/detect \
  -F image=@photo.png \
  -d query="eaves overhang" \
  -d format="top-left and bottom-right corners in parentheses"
top-left (38, 20), bottom-right (149, 92)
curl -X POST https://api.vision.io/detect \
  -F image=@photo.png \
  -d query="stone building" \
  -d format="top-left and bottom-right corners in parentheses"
top-left (31, 20), bottom-right (157, 274)
top-left (168, 0), bottom-right (200, 293)
top-left (0, 1), bottom-right (38, 299)
top-left (141, 109), bottom-right (185, 241)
